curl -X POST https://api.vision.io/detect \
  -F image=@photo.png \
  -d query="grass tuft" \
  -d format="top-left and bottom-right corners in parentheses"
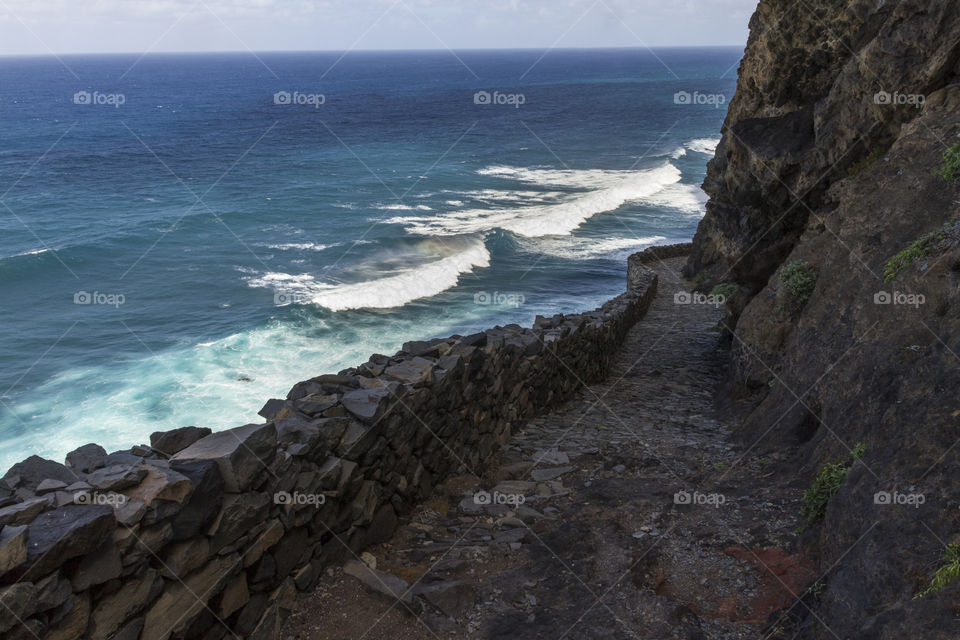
top-left (916, 543), bottom-right (960, 598)
top-left (935, 144), bottom-right (960, 183)
top-left (800, 443), bottom-right (865, 524)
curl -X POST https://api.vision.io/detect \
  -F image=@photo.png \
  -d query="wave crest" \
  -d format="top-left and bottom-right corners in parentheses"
top-left (247, 237), bottom-right (490, 311)
top-left (388, 163), bottom-right (685, 237)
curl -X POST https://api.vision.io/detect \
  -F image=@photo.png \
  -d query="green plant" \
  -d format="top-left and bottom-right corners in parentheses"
top-left (916, 543), bottom-right (960, 598)
top-left (713, 462), bottom-right (728, 471)
top-left (935, 144), bottom-right (960, 183)
top-left (780, 261), bottom-right (817, 305)
top-left (711, 283), bottom-right (738, 301)
top-left (883, 231), bottom-right (943, 282)
top-left (800, 443), bottom-right (865, 523)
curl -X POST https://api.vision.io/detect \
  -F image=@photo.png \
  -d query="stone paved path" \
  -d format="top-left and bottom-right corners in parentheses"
top-left (284, 258), bottom-right (811, 640)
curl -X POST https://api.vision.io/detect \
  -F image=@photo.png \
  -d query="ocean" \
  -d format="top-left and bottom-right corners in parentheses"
top-left (0, 47), bottom-right (739, 470)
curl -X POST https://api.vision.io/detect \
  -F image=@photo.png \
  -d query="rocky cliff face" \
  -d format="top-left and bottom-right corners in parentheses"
top-left (686, 0), bottom-right (960, 637)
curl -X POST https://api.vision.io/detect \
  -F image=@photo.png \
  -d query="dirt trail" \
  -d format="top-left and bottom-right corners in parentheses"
top-left (284, 257), bottom-right (813, 640)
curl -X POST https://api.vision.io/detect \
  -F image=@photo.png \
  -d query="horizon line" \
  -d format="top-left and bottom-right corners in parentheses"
top-left (0, 44), bottom-right (746, 58)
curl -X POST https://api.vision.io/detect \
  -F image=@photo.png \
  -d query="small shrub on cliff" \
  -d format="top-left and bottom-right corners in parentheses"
top-left (916, 542), bottom-right (960, 598)
top-left (883, 231), bottom-right (941, 282)
top-left (800, 443), bottom-right (865, 524)
top-left (711, 283), bottom-right (738, 303)
top-left (935, 144), bottom-right (960, 182)
top-left (780, 261), bottom-right (817, 305)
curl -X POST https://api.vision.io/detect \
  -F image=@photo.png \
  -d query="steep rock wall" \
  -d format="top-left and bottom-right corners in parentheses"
top-left (685, 1), bottom-right (960, 638)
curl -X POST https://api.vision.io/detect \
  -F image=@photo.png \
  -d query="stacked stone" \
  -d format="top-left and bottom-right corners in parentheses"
top-left (0, 249), bottom-right (665, 640)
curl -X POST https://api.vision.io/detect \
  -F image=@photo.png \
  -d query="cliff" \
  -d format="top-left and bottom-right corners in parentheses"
top-left (685, 0), bottom-right (960, 637)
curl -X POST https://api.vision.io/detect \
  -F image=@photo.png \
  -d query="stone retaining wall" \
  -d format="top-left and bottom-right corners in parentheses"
top-left (0, 247), bottom-right (670, 640)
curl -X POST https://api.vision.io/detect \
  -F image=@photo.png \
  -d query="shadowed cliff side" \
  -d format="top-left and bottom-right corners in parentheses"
top-left (685, 0), bottom-right (960, 638)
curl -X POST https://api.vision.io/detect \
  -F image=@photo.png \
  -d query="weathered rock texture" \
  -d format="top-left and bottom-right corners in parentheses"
top-left (0, 254), bottom-right (659, 640)
top-left (685, 1), bottom-right (960, 638)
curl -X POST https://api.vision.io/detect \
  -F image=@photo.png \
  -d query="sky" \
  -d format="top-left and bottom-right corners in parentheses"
top-left (0, 0), bottom-right (757, 56)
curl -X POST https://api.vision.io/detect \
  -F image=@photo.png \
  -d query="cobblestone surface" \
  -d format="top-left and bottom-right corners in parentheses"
top-left (284, 257), bottom-right (812, 640)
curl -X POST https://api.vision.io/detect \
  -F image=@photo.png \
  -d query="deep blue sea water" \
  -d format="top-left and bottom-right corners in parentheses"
top-left (0, 48), bottom-right (739, 470)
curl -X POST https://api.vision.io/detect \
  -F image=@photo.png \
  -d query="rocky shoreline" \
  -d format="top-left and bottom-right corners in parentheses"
top-left (0, 244), bottom-right (673, 640)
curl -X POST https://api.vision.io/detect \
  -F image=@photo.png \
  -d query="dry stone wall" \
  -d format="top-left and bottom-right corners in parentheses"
top-left (0, 247), bottom-right (668, 640)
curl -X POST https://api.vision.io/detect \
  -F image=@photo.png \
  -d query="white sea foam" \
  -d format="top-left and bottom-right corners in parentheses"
top-left (524, 235), bottom-right (667, 260)
top-left (686, 137), bottom-right (721, 154)
top-left (8, 248), bottom-right (50, 258)
top-left (643, 183), bottom-right (709, 215)
top-left (387, 163), bottom-right (684, 237)
top-left (247, 238), bottom-right (490, 311)
top-left (263, 242), bottom-right (332, 252)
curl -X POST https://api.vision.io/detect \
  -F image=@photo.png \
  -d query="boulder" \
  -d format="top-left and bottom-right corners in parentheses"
top-left (65, 444), bottom-right (107, 474)
top-left (208, 492), bottom-right (271, 550)
top-left (271, 526), bottom-right (309, 580)
top-left (0, 524), bottom-right (27, 577)
top-left (249, 578), bottom-right (297, 640)
top-left (218, 573), bottom-right (249, 618)
top-left (36, 478), bottom-right (68, 495)
top-left (47, 592), bottom-right (90, 640)
top-left (257, 398), bottom-right (294, 421)
top-left (171, 423), bottom-right (277, 493)
top-left (141, 555), bottom-right (239, 640)
top-left (22, 505), bottom-right (115, 580)
top-left (341, 388), bottom-right (393, 424)
top-left (113, 497), bottom-right (148, 526)
top-left (0, 582), bottom-right (37, 632)
top-left (123, 465), bottom-right (193, 506)
top-left (384, 357), bottom-right (434, 386)
top-left (88, 568), bottom-right (163, 640)
top-left (167, 459), bottom-right (223, 539)
top-left (275, 418), bottom-right (321, 449)
top-left (295, 393), bottom-right (339, 416)
top-left (2, 456), bottom-right (79, 492)
top-left (159, 537), bottom-right (210, 579)
top-left (85, 465), bottom-right (147, 492)
top-left (0, 496), bottom-right (49, 527)
top-left (242, 519), bottom-right (284, 568)
top-left (35, 571), bottom-right (72, 612)
top-left (70, 540), bottom-right (122, 591)
top-left (149, 427), bottom-right (212, 457)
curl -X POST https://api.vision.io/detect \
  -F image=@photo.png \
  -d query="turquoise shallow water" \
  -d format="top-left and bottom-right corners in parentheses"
top-left (0, 48), bottom-right (738, 470)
